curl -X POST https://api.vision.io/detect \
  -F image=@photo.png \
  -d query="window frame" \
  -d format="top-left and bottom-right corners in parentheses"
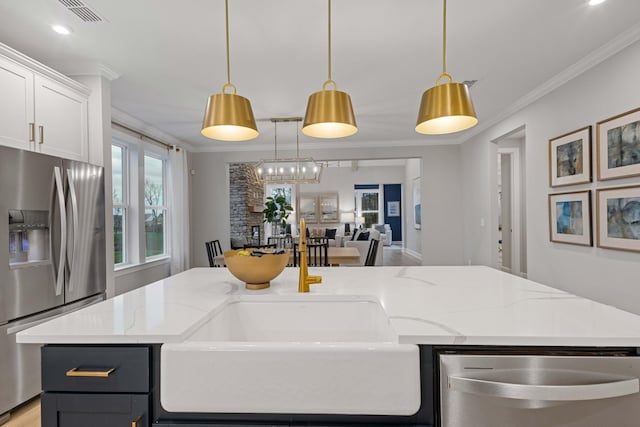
top-left (354, 188), bottom-right (383, 229)
top-left (111, 128), bottom-right (170, 271)
top-left (143, 152), bottom-right (168, 260)
top-left (111, 143), bottom-right (128, 266)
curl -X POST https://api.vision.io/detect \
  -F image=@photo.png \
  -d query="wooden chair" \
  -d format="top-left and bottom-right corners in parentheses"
top-left (364, 239), bottom-right (380, 266)
top-left (205, 239), bottom-right (223, 267)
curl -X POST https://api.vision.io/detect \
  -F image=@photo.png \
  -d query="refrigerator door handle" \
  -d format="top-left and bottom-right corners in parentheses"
top-left (66, 168), bottom-right (79, 292)
top-left (52, 167), bottom-right (67, 297)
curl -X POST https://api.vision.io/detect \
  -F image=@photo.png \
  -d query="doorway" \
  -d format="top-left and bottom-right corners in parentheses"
top-left (494, 130), bottom-right (527, 277)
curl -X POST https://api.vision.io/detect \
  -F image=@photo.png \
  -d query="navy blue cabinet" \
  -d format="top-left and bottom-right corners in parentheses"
top-left (42, 393), bottom-right (148, 427)
top-left (41, 345), bottom-right (151, 427)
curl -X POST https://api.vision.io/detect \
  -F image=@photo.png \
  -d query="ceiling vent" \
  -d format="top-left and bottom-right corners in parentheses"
top-left (58, 0), bottom-right (105, 23)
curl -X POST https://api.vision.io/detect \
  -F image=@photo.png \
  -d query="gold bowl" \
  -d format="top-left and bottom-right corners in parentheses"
top-left (223, 249), bottom-right (289, 290)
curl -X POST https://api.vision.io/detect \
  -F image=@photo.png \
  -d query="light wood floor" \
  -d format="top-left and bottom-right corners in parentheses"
top-left (3, 397), bottom-right (40, 427)
top-left (383, 245), bottom-right (422, 266)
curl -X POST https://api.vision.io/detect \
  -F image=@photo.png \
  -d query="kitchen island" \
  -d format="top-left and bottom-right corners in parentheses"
top-left (17, 266), bottom-right (640, 426)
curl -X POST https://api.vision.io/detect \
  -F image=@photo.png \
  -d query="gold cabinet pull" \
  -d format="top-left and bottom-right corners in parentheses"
top-left (131, 415), bottom-right (142, 427)
top-left (29, 122), bottom-right (35, 142)
top-left (65, 367), bottom-right (115, 377)
top-left (38, 125), bottom-right (44, 145)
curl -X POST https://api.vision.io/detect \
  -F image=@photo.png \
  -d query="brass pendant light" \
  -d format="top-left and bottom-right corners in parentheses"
top-left (416, 0), bottom-right (477, 135)
top-left (201, 0), bottom-right (258, 141)
top-left (302, 0), bottom-right (357, 139)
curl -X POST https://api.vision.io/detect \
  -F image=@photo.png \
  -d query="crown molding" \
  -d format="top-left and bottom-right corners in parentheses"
top-left (0, 41), bottom-right (90, 95)
top-left (461, 21), bottom-right (640, 143)
top-left (61, 61), bottom-right (121, 81)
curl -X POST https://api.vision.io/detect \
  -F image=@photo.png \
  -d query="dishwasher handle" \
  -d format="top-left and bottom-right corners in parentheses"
top-left (449, 374), bottom-right (640, 402)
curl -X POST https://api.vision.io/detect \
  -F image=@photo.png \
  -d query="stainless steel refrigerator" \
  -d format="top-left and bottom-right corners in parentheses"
top-left (0, 146), bottom-right (106, 420)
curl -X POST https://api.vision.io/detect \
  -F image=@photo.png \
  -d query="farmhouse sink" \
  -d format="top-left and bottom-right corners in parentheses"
top-left (161, 295), bottom-right (421, 415)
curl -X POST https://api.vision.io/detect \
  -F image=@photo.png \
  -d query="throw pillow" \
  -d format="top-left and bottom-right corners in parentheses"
top-left (374, 224), bottom-right (386, 234)
top-left (325, 228), bottom-right (337, 239)
top-left (356, 231), bottom-right (370, 241)
top-left (351, 230), bottom-right (360, 241)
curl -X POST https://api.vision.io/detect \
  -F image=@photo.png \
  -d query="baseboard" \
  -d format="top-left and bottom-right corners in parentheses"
top-left (403, 248), bottom-right (422, 261)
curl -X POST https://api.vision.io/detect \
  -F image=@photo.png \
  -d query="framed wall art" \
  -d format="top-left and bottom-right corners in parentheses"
top-left (319, 193), bottom-right (339, 223)
top-left (298, 194), bottom-right (318, 223)
top-left (596, 185), bottom-right (640, 252)
top-left (597, 107), bottom-right (640, 180)
top-left (387, 201), bottom-right (400, 217)
top-left (549, 126), bottom-right (591, 187)
top-left (548, 190), bottom-right (592, 246)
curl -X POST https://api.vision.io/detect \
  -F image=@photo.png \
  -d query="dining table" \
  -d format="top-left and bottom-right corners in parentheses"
top-left (214, 246), bottom-right (362, 267)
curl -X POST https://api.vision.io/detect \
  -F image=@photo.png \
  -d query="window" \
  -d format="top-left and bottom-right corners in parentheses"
top-left (144, 154), bottom-right (166, 258)
top-left (355, 186), bottom-right (382, 228)
top-left (112, 144), bottom-right (126, 265)
top-left (111, 130), bottom-right (169, 268)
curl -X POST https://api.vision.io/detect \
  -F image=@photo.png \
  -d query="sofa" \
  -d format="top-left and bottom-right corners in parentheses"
top-left (343, 228), bottom-right (384, 266)
top-left (373, 224), bottom-right (392, 246)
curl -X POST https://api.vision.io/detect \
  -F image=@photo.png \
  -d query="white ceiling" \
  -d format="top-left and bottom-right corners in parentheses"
top-left (1, 0), bottom-right (640, 152)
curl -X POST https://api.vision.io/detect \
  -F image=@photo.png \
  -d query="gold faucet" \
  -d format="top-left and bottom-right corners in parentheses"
top-left (298, 218), bottom-right (322, 292)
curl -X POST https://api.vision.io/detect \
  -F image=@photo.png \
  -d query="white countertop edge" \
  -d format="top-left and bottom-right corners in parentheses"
top-left (15, 267), bottom-right (640, 347)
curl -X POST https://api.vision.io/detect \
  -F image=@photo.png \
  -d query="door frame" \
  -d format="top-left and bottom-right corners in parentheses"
top-left (498, 148), bottom-right (521, 275)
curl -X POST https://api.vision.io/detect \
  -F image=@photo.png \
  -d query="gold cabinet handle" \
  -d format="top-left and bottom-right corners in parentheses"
top-left (38, 125), bottom-right (44, 145)
top-left (29, 122), bottom-right (35, 142)
top-left (131, 415), bottom-right (142, 427)
top-left (65, 367), bottom-right (115, 377)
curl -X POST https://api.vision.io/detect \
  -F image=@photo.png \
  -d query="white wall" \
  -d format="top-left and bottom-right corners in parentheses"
top-left (189, 144), bottom-right (464, 268)
top-left (461, 39), bottom-right (640, 314)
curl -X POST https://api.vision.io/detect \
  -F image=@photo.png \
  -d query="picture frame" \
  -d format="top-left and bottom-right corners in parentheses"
top-left (548, 190), bottom-right (592, 246)
top-left (413, 177), bottom-right (421, 230)
top-left (596, 185), bottom-right (640, 252)
top-left (596, 107), bottom-right (640, 181)
top-left (387, 201), bottom-right (400, 217)
top-left (549, 126), bottom-right (591, 187)
top-left (319, 193), bottom-right (339, 223)
top-left (298, 194), bottom-right (318, 223)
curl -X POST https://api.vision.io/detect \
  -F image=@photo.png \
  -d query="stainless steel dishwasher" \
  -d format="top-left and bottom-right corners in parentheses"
top-left (440, 352), bottom-right (640, 426)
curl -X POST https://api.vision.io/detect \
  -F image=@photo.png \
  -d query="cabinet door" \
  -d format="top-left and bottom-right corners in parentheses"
top-left (34, 75), bottom-right (88, 162)
top-left (0, 56), bottom-right (34, 150)
top-left (41, 392), bottom-right (148, 427)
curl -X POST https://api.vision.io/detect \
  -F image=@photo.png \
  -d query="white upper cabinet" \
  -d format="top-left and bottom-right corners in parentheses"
top-left (0, 47), bottom-right (89, 162)
top-left (34, 75), bottom-right (88, 161)
top-left (0, 55), bottom-right (35, 150)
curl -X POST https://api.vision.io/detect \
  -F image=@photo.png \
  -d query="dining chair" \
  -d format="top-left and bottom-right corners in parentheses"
top-left (307, 242), bottom-right (329, 267)
top-left (205, 239), bottom-right (223, 267)
top-left (364, 239), bottom-right (380, 266)
top-left (205, 241), bottom-right (215, 267)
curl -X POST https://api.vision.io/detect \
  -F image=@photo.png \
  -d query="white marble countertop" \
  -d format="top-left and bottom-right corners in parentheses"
top-left (16, 266), bottom-right (640, 346)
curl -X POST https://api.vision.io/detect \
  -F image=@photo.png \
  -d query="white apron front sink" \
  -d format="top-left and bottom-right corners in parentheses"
top-left (161, 295), bottom-right (421, 415)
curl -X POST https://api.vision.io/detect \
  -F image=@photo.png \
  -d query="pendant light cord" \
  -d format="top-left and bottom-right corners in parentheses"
top-left (327, 0), bottom-right (332, 82)
top-left (274, 120), bottom-right (278, 159)
top-left (225, 0), bottom-right (232, 87)
top-left (442, 0), bottom-right (447, 76)
top-left (296, 121), bottom-right (300, 158)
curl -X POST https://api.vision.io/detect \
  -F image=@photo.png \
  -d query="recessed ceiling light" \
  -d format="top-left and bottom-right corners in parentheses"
top-left (52, 24), bottom-right (72, 35)
top-left (588, 0), bottom-right (606, 5)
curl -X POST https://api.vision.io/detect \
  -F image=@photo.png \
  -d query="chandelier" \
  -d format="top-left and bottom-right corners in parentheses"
top-left (254, 118), bottom-right (322, 184)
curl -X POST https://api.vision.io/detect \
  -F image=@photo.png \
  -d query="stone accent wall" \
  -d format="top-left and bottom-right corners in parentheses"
top-left (229, 163), bottom-right (264, 244)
